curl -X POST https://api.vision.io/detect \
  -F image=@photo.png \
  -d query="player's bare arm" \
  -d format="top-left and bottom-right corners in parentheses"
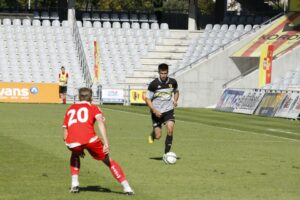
top-left (96, 114), bottom-right (110, 154)
top-left (63, 128), bottom-right (68, 141)
top-left (173, 91), bottom-right (179, 107)
top-left (145, 97), bottom-right (162, 118)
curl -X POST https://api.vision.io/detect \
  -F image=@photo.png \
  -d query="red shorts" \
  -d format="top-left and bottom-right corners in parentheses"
top-left (69, 140), bottom-right (106, 160)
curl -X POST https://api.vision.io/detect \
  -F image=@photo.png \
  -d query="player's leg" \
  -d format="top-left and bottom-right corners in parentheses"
top-left (69, 147), bottom-right (84, 193)
top-left (149, 113), bottom-right (162, 144)
top-left (102, 155), bottom-right (134, 194)
top-left (87, 141), bottom-right (134, 195)
top-left (163, 110), bottom-right (175, 153)
top-left (165, 121), bottom-right (175, 153)
top-left (62, 87), bottom-right (67, 104)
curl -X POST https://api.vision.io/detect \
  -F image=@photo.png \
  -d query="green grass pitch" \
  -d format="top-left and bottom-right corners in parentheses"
top-left (0, 103), bottom-right (299, 200)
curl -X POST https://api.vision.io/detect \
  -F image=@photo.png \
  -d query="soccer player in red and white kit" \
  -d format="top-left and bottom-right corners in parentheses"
top-left (62, 87), bottom-right (134, 194)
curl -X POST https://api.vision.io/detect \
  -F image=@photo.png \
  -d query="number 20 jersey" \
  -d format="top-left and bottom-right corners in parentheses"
top-left (63, 101), bottom-right (103, 145)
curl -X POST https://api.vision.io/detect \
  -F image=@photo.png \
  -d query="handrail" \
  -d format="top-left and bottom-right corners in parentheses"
top-left (169, 12), bottom-right (284, 78)
top-left (72, 16), bottom-right (93, 88)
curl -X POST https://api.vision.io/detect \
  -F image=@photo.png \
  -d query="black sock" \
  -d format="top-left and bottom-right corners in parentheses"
top-left (151, 129), bottom-right (155, 140)
top-left (164, 135), bottom-right (173, 153)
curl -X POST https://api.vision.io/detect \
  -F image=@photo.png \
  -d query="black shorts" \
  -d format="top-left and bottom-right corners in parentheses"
top-left (59, 86), bottom-right (67, 94)
top-left (151, 109), bottom-right (175, 128)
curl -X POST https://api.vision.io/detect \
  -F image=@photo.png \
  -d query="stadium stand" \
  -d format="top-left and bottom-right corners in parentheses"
top-left (0, 19), bottom-right (83, 94)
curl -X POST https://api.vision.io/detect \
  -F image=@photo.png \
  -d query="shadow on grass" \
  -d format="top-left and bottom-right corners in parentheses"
top-left (149, 157), bottom-right (181, 161)
top-left (79, 185), bottom-right (124, 195)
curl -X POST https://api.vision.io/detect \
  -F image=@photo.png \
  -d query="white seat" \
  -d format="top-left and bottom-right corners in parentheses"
top-left (151, 22), bottom-right (159, 30)
top-left (42, 20), bottom-right (51, 26)
top-left (160, 23), bottom-right (169, 30)
top-left (122, 22), bottom-right (130, 29)
top-left (32, 20), bottom-right (41, 26)
top-left (83, 21), bottom-right (92, 28)
top-left (22, 19), bottom-right (31, 26)
top-left (52, 20), bottom-right (60, 27)
top-left (13, 19), bottom-right (21, 26)
top-left (141, 23), bottom-right (150, 29)
top-left (102, 21), bottom-right (111, 29)
top-left (112, 22), bottom-right (121, 29)
top-left (131, 22), bottom-right (140, 29)
top-left (3, 18), bottom-right (11, 26)
top-left (93, 21), bottom-right (101, 28)
top-left (62, 20), bottom-right (69, 27)
top-left (77, 21), bottom-right (82, 27)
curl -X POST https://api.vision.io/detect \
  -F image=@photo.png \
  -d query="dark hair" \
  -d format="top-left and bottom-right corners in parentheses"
top-left (61, 66), bottom-right (65, 70)
top-left (158, 63), bottom-right (168, 72)
top-left (79, 87), bottom-right (93, 102)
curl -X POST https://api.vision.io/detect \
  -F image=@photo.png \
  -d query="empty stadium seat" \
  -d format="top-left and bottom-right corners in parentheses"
top-left (3, 18), bottom-right (11, 25)
top-left (120, 13), bottom-right (129, 22)
top-left (41, 11), bottom-right (49, 19)
top-left (50, 11), bottom-right (59, 20)
top-left (93, 21), bottom-right (101, 28)
top-left (92, 13), bottom-right (100, 21)
top-left (82, 12), bottom-right (91, 21)
top-left (129, 13), bottom-right (138, 22)
top-left (52, 20), bottom-right (60, 27)
top-left (101, 13), bottom-right (110, 21)
top-left (13, 19), bottom-right (21, 26)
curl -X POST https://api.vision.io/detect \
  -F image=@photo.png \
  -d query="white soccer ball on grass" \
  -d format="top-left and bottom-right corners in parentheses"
top-left (163, 152), bottom-right (177, 164)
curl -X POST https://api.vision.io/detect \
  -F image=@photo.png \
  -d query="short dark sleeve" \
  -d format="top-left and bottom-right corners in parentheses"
top-left (148, 80), bottom-right (156, 92)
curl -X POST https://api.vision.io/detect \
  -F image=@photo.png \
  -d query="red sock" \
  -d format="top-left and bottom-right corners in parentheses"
top-left (109, 160), bottom-right (126, 183)
top-left (70, 154), bottom-right (80, 175)
top-left (63, 97), bottom-right (66, 104)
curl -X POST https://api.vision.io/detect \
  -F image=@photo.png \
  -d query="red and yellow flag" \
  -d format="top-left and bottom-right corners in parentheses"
top-left (259, 45), bottom-right (274, 88)
top-left (93, 40), bottom-right (100, 83)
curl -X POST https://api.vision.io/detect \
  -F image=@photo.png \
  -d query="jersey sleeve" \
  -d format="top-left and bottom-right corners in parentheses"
top-left (173, 79), bottom-right (179, 93)
top-left (92, 105), bottom-right (103, 119)
top-left (146, 81), bottom-right (156, 99)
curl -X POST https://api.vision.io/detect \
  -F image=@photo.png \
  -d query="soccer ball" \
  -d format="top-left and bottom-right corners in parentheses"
top-left (163, 152), bottom-right (177, 164)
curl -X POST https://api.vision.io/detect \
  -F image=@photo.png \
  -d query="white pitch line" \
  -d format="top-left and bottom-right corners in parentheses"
top-left (103, 107), bottom-right (300, 143)
top-left (267, 128), bottom-right (300, 135)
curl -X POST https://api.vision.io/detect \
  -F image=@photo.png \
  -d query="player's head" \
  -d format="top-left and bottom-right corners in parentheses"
top-left (61, 66), bottom-right (65, 72)
top-left (79, 87), bottom-right (93, 102)
top-left (158, 63), bottom-right (169, 81)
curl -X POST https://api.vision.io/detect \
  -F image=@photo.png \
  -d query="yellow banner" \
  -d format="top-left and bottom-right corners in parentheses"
top-left (130, 90), bottom-right (146, 104)
top-left (0, 82), bottom-right (60, 103)
top-left (289, 0), bottom-right (300, 11)
top-left (259, 45), bottom-right (268, 88)
top-left (94, 40), bottom-right (100, 83)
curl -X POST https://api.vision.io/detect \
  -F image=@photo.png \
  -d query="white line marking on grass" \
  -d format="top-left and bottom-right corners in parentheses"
top-left (103, 107), bottom-right (300, 143)
top-left (267, 128), bottom-right (300, 135)
top-left (222, 128), bottom-right (299, 142)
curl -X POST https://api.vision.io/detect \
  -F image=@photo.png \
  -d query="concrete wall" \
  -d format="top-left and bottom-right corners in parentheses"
top-left (175, 25), bottom-right (270, 107)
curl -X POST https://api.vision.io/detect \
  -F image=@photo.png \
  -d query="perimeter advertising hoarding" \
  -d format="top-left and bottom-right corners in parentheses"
top-left (216, 89), bottom-right (245, 112)
top-left (232, 90), bottom-right (266, 114)
top-left (130, 90), bottom-right (146, 104)
top-left (254, 93), bottom-right (287, 117)
top-left (101, 89), bottom-right (124, 104)
top-left (275, 92), bottom-right (300, 119)
top-left (0, 82), bottom-right (60, 103)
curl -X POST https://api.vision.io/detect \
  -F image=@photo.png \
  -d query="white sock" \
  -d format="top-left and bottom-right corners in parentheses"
top-left (71, 175), bottom-right (79, 187)
top-left (121, 180), bottom-right (133, 192)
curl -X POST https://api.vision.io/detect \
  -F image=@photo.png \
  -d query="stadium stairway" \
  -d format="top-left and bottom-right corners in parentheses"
top-left (120, 30), bottom-right (200, 86)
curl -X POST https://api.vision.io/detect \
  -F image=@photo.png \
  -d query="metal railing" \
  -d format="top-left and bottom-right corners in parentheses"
top-left (169, 12), bottom-right (284, 78)
top-left (72, 15), bottom-right (93, 88)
